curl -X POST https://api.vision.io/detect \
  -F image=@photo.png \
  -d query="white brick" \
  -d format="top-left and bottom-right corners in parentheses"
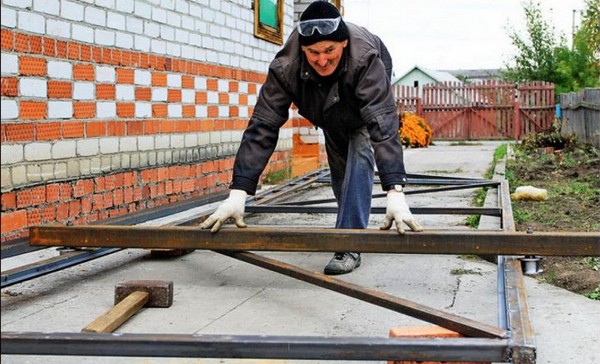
top-left (239, 106), bottom-right (248, 118)
top-left (11, 165), bottom-right (27, 186)
top-left (73, 82), bottom-right (95, 100)
top-left (96, 66), bottom-right (116, 83)
top-left (189, 3), bottom-right (202, 18)
top-left (181, 15), bottom-right (194, 30)
top-left (51, 140), bottom-right (76, 159)
top-left (184, 134), bottom-right (197, 147)
top-left (95, 29), bottom-right (115, 46)
top-left (155, 135), bottom-right (170, 149)
top-left (96, 101), bottom-right (116, 118)
top-left (144, 21), bottom-right (160, 37)
top-left (181, 44), bottom-right (194, 59)
top-left (166, 42), bottom-right (181, 57)
top-left (116, 1), bottom-right (134, 13)
top-left (120, 137), bottom-right (137, 152)
top-left (33, 0), bottom-right (60, 16)
top-left (218, 106), bottom-right (229, 117)
top-left (167, 74), bottom-right (181, 88)
top-left (24, 142), bottom-right (52, 161)
top-left (115, 32), bottom-right (133, 48)
top-left (107, 11), bottom-right (126, 30)
top-left (207, 91), bottom-right (218, 103)
top-left (48, 101), bottom-right (73, 119)
top-left (229, 93), bottom-right (239, 105)
top-left (170, 134), bottom-right (184, 148)
top-left (1, 100), bottom-right (18, 119)
top-left (135, 102), bottom-right (152, 117)
top-left (18, 11), bottom-right (45, 34)
top-left (116, 85), bottom-right (135, 101)
top-left (98, 137), bottom-right (119, 154)
top-left (20, 78), bottom-right (47, 98)
top-left (96, 0), bottom-right (115, 10)
top-left (134, 69), bottom-right (151, 85)
top-left (46, 19), bottom-right (71, 38)
top-left (61, 0), bottom-right (84, 21)
top-left (4, 0), bottom-right (32, 8)
top-left (160, 24), bottom-right (175, 41)
top-left (160, 0), bottom-right (175, 10)
top-left (181, 89), bottom-right (195, 103)
top-left (1, 54), bottom-right (19, 75)
top-left (138, 136), bottom-right (154, 151)
top-left (72, 24), bottom-right (94, 43)
top-left (198, 132), bottom-right (210, 145)
top-left (152, 7), bottom-right (167, 23)
top-left (217, 79), bottom-right (229, 92)
top-left (151, 39), bottom-right (166, 54)
top-left (209, 131), bottom-right (221, 144)
top-left (134, 1), bottom-right (152, 19)
top-left (47, 60), bottom-right (72, 79)
top-left (168, 104), bottom-right (182, 118)
top-left (1, 144), bottom-right (24, 164)
top-left (175, 0), bottom-right (188, 13)
top-left (151, 88), bottom-right (168, 101)
top-left (248, 94), bottom-right (257, 105)
top-left (126, 16), bottom-right (143, 33)
top-left (195, 105), bottom-right (207, 117)
top-left (166, 10), bottom-right (181, 26)
top-left (77, 139), bottom-right (99, 157)
top-left (134, 35), bottom-right (150, 51)
top-left (85, 6), bottom-right (106, 26)
top-left (1, 7), bottom-right (17, 28)
top-left (175, 29), bottom-right (189, 43)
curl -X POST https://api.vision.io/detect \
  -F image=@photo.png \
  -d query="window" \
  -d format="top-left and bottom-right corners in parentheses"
top-left (254, 0), bottom-right (284, 45)
top-left (414, 80), bottom-right (419, 88)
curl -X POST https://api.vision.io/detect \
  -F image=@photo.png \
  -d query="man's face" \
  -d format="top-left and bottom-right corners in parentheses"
top-left (301, 39), bottom-right (348, 77)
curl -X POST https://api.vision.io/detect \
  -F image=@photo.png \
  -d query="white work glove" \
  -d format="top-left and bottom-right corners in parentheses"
top-left (200, 189), bottom-right (248, 233)
top-left (380, 187), bottom-right (423, 234)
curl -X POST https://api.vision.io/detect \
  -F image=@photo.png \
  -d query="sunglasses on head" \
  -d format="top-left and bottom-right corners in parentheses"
top-left (297, 17), bottom-right (342, 36)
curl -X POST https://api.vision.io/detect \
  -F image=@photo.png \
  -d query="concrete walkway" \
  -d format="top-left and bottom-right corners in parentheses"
top-left (2, 141), bottom-right (599, 364)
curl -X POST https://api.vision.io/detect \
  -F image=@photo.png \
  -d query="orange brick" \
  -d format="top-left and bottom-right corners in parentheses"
top-left (1, 191), bottom-right (17, 211)
top-left (167, 89), bottom-right (181, 102)
top-left (182, 105), bottom-right (195, 118)
top-left (1, 210), bottom-right (28, 234)
top-left (239, 94), bottom-right (248, 105)
top-left (117, 102), bottom-right (135, 118)
top-left (195, 91), bottom-right (207, 104)
top-left (46, 184), bottom-right (61, 202)
top-left (47, 80), bottom-right (73, 99)
top-left (73, 64), bottom-right (95, 81)
top-left (30, 35), bottom-right (42, 54)
top-left (56, 40), bottom-right (67, 58)
top-left (218, 93), bottom-right (229, 104)
top-left (80, 44), bottom-right (92, 61)
top-left (182, 75), bottom-right (194, 89)
top-left (96, 84), bottom-right (115, 100)
top-left (248, 83), bottom-right (257, 94)
top-left (5, 123), bottom-right (35, 141)
top-left (152, 72), bottom-right (167, 86)
top-left (73, 101), bottom-right (96, 118)
top-left (86, 121), bottom-right (106, 137)
top-left (36, 122), bottom-right (61, 140)
top-left (1, 29), bottom-right (15, 50)
top-left (43, 38), bottom-right (56, 57)
top-left (135, 87), bottom-right (151, 101)
top-left (20, 101), bottom-right (47, 120)
top-left (388, 326), bottom-right (488, 364)
top-left (15, 33), bottom-right (28, 52)
top-left (152, 104), bottom-right (168, 118)
top-left (1, 77), bottom-right (18, 96)
top-left (207, 78), bottom-right (218, 91)
top-left (116, 68), bottom-right (134, 84)
top-left (207, 105), bottom-right (218, 117)
top-left (229, 81), bottom-right (238, 92)
top-left (19, 56), bottom-right (47, 76)
top-left (62, 121), bottom-right (84, 138)
top-left (67, 43), bottom-right (80, 60)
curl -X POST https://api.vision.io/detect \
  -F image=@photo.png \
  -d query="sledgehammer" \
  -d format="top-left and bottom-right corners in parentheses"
top-left (82, 280), bottom-right (173, 333)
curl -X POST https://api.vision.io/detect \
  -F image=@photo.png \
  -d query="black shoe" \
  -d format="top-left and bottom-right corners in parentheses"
top-left (324, 252), bottom-right (361, 275)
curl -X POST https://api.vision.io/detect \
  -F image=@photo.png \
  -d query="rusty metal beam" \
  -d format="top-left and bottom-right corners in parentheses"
top-left (0, 332), bottom-right (510, 362)
top-left (29, 225), bottom-right (600, 256)
top-left (220, 251), bottom-right (507, 339)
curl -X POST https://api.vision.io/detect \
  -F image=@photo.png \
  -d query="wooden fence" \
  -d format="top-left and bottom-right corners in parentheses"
top-left (559, 88), bottom-right (600, 148)
top-left (393, 80), bottom-right (555, 140)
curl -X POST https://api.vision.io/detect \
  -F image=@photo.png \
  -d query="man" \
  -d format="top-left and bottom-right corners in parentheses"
top-left (201, 0), bottom-right (423, 275)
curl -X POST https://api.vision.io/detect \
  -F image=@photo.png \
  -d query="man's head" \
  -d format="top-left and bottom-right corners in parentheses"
top-left (298, 1), bottom-right (349, 77)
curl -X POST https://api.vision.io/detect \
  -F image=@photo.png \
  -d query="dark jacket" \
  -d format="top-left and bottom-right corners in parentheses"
top-left (231, 22), bottom-right (407, 195)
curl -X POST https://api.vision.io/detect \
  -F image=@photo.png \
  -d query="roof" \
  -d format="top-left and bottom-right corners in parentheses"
top-left (393, 65), bottom-right (462, 85)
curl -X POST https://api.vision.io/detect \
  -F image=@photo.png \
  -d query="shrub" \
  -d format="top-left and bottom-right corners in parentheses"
top-left (399, 112), bottom-right (432, 148)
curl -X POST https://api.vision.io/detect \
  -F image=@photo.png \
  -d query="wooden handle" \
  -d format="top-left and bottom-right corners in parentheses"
top-left (82, 291), bottom-right (150, 333)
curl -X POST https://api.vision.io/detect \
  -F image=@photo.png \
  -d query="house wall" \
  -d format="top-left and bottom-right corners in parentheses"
top-left (0, 0), bottom-right (305, 242)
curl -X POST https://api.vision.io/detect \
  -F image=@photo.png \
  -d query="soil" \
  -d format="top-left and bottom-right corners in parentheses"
top-left (506, 144), bottom-right (600, 298)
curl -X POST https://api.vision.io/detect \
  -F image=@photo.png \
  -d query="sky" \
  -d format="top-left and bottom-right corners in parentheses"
top-left (342, 0), bottom-right (588, 76)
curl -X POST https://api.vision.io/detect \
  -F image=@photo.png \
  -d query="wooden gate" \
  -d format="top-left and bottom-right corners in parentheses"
top-left (394, 81), bottom-right (555, 140)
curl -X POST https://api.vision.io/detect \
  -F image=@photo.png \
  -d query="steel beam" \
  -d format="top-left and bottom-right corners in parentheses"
top-left (220, 251), bottom-right (506, 338)
top-left (29, 225), bottom-right (600, 256)
top-left (0, 332), bottom-right (510, 362)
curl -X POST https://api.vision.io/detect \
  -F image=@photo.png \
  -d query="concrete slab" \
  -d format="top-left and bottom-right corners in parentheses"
top-left (2, 141), bottom-right (598, 364)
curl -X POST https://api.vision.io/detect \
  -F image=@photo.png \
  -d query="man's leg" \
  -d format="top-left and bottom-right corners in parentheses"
top-left (324, 127), bottom-right (374, 275)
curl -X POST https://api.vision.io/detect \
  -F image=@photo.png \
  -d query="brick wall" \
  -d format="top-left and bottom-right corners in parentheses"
top-left (0, 0), bottom-right (301, 242)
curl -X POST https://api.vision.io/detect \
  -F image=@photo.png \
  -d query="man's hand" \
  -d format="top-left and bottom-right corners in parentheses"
top-left (380, 187), bottom-right (423, 234)
top-left (200, 189), bottom-right (248, 233)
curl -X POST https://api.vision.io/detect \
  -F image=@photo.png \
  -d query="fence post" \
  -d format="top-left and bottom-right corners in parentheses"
top-left (513, 99), bottom-right (520, 140)
top-left (416, 97), bottom-right (423, 117)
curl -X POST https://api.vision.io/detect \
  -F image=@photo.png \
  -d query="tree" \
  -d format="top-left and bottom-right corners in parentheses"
top-left (503, 0), bottom-right (599, 94)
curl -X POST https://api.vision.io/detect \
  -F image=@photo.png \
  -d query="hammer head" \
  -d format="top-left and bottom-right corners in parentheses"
top-left (114, 280), bottom-right (173, 308)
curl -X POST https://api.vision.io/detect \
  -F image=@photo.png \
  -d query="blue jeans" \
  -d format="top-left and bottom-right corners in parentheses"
top-left (324, 126), bottom-right (375, 230)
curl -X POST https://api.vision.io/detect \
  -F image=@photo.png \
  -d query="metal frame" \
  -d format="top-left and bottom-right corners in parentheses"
top-left (2, 170), bottom-right (598, 363)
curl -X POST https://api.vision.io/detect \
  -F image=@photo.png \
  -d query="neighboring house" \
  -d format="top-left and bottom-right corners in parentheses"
top-left (443, 69), bottom-right (503, 83)
top-left (393, 65), bottom-right (462, 90)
